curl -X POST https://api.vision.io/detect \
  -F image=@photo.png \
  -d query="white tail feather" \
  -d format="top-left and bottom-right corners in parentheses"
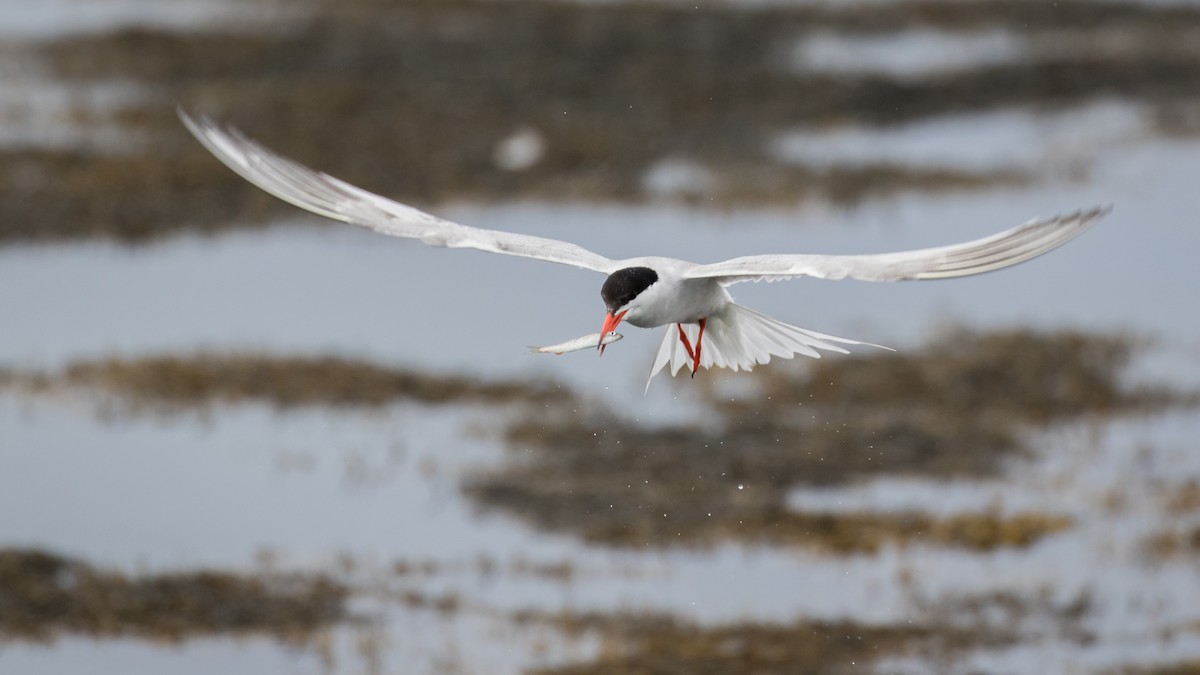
top-left (645, 304), bottom-right (891, 391)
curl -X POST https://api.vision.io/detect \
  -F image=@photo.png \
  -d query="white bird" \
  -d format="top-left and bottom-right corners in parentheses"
top-left (179, 110), bottom-right (1108, 390)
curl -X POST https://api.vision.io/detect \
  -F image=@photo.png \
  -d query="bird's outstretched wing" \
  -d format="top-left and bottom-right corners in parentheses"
top-left (180, 110), bottom-right (616, 274)
top-left (682, 207), bottom-right (1108, 285)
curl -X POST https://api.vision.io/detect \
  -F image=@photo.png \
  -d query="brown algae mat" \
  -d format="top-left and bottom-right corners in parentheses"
top-left (5, 0), bottom-right (1200, 243)
top-left (468, 329), bottom-right (1187, 551)
top-left (0, 353), bottom-right (571, 412)
top-left (520, 611), bottom-right (992, 675)
top-left (1, 330), bottom-right (1182, 554)
top-left (0, 548), bottom-right (346, 642)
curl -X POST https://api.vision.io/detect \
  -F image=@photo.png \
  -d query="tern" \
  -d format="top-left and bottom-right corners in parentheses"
top-left (180, 110), bottom-right (1107, 389)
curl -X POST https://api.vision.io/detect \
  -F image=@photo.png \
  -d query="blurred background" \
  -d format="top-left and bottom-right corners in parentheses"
top-left (2, 0), bottom-right (1200, 672)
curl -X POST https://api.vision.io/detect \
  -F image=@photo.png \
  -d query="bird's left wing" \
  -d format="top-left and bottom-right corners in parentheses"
top-left (180, 110), bottom-right (616, 274)
top-left (682, 207), bottom-right (1108, 284)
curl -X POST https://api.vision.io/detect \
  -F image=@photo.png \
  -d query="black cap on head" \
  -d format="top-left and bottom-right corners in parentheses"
top-left (601, 267), bottom-right (658, 312)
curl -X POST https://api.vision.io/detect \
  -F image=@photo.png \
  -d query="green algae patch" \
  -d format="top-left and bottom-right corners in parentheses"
top-left (0, 549), bottom-right (346, 642)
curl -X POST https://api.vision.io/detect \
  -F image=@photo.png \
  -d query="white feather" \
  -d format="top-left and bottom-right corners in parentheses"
top-left (682, 207), bottom-right (1109, 284)
top-left (645, 304), bottom-right (891, 391)
top-left (181, 110), bottom-right (1105, 390)
top-left (179, 109), bottom-right (617, 274)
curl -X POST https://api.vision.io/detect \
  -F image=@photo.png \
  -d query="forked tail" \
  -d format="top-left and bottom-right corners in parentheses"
top-left (645, 303), bottom-right (891, 391)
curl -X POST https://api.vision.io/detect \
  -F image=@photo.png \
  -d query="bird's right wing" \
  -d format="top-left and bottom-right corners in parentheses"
top-left (180, 110), bottom-right (616, 274)
top-left (682, 207), bottom-right (1108, 284)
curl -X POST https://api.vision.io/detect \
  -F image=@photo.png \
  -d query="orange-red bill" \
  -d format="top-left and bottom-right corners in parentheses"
top-left (598, 310), bottom-right (627, 354)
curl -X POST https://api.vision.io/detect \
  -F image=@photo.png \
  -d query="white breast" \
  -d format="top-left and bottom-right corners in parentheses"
top-left (624, 275), bottom-right (731, 328)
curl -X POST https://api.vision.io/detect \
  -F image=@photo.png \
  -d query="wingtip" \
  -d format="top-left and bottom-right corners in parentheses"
top-left (176, 105), bottom-right (199, 132)
top-left (176, 105), bottom-right (210, 132)
top-left (1047, 204), bottom-right (1111, 237)
top-left (178, 107), bottom-right (249, 145)
top-left (1064, 204), bottom-right (1112, 227)
top-left (1071, 204), bottom-right (1112, 223)
top-left (1023, 203), bottom-right (1110, 228)
top-left (1089, 204), bottom-right (1114, 222)
top-left (177, 106), bottom-right (224, 146)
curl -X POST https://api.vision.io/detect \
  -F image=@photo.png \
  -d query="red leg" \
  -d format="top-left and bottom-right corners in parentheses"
top-left (691, 318), bottom-right (707, 377)
top-left (676, 323), bottom-right (696, 363)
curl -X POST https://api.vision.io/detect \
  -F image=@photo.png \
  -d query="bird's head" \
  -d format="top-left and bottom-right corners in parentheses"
top-left (598, 266), bottom-right (659, 354)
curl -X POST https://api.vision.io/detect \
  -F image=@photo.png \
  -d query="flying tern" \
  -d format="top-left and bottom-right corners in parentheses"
top-left (180, 110), bottom-right (1107, 389)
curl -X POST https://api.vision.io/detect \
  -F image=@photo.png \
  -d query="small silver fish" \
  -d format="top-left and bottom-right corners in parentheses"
top-left (529, 332), bottom-right (623, 355)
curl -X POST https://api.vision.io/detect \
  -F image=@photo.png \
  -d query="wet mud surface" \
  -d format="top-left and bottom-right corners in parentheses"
top-left (3, 0), bottom-right (1200, 244)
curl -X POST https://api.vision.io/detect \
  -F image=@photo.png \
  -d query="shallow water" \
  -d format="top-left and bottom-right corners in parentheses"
top-left (3, 2), bottom-right (1200, 672)
top-left (0, 0), bottom-right (284, 39)
top-left (4, 142), bottom-right (1200, 671)
top-left (1, 129), bottom-right (1198, 394)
